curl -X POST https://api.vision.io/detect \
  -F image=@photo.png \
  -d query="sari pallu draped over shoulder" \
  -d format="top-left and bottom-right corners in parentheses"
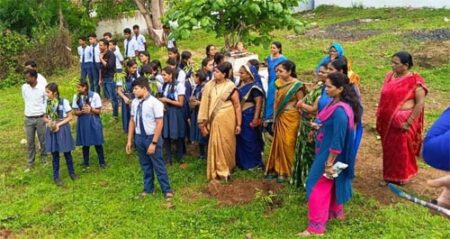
top-left (198, 79), bottom-right (237, 180)
top-left (265, 79), bottom-right (303, 177)
top-left (236, 82), bottom-right (265, 169)
top-left (376, 71), bottom-right (428, 184)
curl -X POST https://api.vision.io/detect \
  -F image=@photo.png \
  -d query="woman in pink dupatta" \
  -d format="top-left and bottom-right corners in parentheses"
top-left (376, 52), bottom-right (427, 185)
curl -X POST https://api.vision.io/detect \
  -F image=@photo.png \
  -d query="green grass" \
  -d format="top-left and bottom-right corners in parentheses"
top-left (1, 6), bottom-right (450, 238)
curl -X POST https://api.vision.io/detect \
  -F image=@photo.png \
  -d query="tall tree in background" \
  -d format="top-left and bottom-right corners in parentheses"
top-left (165, 0), bottom-right (305, 49)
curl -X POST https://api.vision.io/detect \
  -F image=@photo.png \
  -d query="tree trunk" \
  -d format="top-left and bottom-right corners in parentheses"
top-left (158, 0), bottom-right (165, 16)
top-left (134, 0), bottom-right (163, 46)
top-left (151, 0), bottom-right (162, 29)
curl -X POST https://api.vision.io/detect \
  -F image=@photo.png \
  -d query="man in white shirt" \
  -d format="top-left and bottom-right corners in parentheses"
top-left (133, 25), bottom-right (147, 51)
top-left (24, 60), bottom-right (47, 88)
top-left (89, 33), bottom-right (101, 94)
top-left (22, 69), bottom-right (47, 171)
top-left (77, 36), bottom-right (93, 82)
top-left (125, 77), bottom-right (173, 199)
top-left (123, 28), bottom-right (139, 59)
top-left (109, 40), bottom-right (124, 73)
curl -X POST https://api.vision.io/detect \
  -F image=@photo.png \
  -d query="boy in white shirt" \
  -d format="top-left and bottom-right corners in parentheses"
top-left (89, 33), bottom-right (101, 93)
top-left (77, 36), bottom-right (93, 82)
top-left (126, 77), bottom-right (173, 200)
top-left (109, 40), bottom-right (124, 73)
top-left (123, 28), bottom-right (139, 59)
top-left (133, 25), bottom-right (147, 51)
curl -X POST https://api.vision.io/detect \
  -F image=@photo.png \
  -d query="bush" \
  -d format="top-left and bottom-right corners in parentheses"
top-left (0, 31), bottom-right (30, 83)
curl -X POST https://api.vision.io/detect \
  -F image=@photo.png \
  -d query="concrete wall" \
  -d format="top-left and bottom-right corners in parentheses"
top-left (96, 11), bottom-right (148, 37)
top-left (314, 0), bottom-right (449, 9)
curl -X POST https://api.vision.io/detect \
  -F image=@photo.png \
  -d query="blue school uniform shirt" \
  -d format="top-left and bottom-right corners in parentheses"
top-left (130, 95), bottom-right (164, 135)
top-left (77, 45), bottom-right (93, 63)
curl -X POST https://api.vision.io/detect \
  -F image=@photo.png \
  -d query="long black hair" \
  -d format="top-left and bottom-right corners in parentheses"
top-left (162, 66), bottom-right (178, 96)
top-left (206, 44), bottom-right (215, 58)
top-left (180, 51), bottom-right (192, 68)
top-left (126, 59), bottom-right (138, 79)
top-left (327, 72), bottom-right (361, 123)
top-left (272, 41), bottom-right (283, 54)
top-left (277, 60), bottom-right (297, 78)
top-left (46, 83), bottom-right (60, 100)
top-left (393, 51), bottom-right (414, 69)
top-left (330, 57), bottom-right (348, 75)
top-left (216, 62), bottom-right (233, 80)
top-left (168, 47), bottom-right (180, 63)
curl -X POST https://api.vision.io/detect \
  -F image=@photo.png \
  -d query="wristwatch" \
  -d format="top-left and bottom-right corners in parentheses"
top-left (152, 141), bottom-right (158, 145)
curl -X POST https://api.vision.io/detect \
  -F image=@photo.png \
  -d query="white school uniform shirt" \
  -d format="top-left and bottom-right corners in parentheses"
top-left (113, 49), bottom-right (124, 70)
top-left (167, 33), bottom-right (175, 48)
top-left (71, 91), bottom-right (102, 110)
top-left (37, 73), bottom-right (47, 88)
top-left (162, 80), bottom-right (186, 100)
top-left (91, 44), bottom-right (100, 63)
top-left (77, 45), bottom-right (93, 63)
top-left (54, 99), bottom-right (72, 118)
top-left (123, 38), bottom-right (139, 58)
top-left (22, 83), bottom-right (46, 117)
top-left (134, 34), bottom-right (146, 51)
top-left (130, 95), bottom-right (164, 135)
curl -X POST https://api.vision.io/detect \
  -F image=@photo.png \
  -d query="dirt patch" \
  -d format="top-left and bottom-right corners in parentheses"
top-left (0, 230), bottom-right (14, 239)
top-left (408, 28), bottom-right (450, 41)
top-left (304, 19), bottom-right (383, 41)
top-left (298, 70), bottom-right (317, 84)
top-left (413, 41), bottom-right (450, 68)
top-left (205, 179), bottom-right (284, 206)
top-left (353, 86), bottom-right (448, 205)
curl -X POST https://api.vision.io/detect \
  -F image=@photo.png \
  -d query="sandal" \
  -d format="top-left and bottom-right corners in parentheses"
top-left (164, 192), bottom-right (174, 202)
top-left (297, 230), bottom-right (324, 237)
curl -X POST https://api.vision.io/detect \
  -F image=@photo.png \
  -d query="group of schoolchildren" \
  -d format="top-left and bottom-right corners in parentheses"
top-left (22, 24), bottom-right (225, 201)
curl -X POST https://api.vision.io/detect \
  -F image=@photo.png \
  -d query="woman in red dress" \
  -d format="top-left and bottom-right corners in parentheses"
top-left (376, 51), bottom-right (427, 185)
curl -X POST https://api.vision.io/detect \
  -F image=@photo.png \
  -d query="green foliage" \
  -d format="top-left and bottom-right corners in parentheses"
top-left (0, 0), bottom-right (95, 38)
top-left (164, 0), bottom-right (305, 49)
top-left (93, 0), bottom-right (138, 20)
top-left (0, 31), bottom-right (30, 88)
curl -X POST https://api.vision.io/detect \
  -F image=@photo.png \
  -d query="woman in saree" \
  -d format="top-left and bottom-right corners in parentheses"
top-left (236, 64), bottom-right (265, 170)
top-left (292, 64), bottom-right (328, 188)
top-left (299, 72), bottom-right (361, 237)
top-left (198, 63), bottom-right (242, 181)
top-left (264, 60), bottom-right (305, 182)
top-left (316, 42), bottom-right (344, 73)
top-left (263, 41), bottom-right (288, 135)
top-left (376, 51), bottom-right (427, 185)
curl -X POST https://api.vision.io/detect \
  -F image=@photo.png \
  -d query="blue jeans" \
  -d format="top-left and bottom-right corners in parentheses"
top-left (80, 63), bottom-right (93, 83)
top-left (103, 78), bottom-right (119, 117)
top-left (135, 134), bottom-right (172, 194)
top-left (90, 63), bottom-right (101, 93)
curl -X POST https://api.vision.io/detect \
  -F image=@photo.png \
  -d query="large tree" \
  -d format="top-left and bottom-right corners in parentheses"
top-left (164, 0), bottom-right (305, 49)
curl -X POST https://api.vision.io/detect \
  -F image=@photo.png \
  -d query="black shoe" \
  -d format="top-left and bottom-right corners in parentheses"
top-left (69, 174), bottom-right (78, 181)
top-left (54, 178), bottom-right (63, 187)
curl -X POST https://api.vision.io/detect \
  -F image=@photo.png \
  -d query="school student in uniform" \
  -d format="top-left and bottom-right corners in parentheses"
top-left (189, 70), bottom-right (208, 159)
top-left (200, 57), bottom-right (214, 81)
top-left (138, 51), bottom-right (150, 74)
top-left (109, 40), bottom-right (124, 73)
top-left (140, 62), bottom-right (163, 97)
top-left (22, 69), bottom-right (48, 171)
top-left (43, 83), bottom-right (77, 186)
top-left (99, 38), bottom-right (118, 119)
top-left (126, 77), bottom-right (173, 200)
top-left (133, 25), bottom-right (147, 52)
top-left (24, 60), bottom-right (47, 88)
top-left (72, 81), bottom-right (107, 169)
top-left (123, 28), bottom-right (139, 59)
top-left (117, 60), bottom-right (139, 133)
top-left (89, 33), bottom-right (101, 94)
top-left (163, 25), bottom-right (176, 49)
top-left (78, 36), bottom-right (93, 82)
top-left (160, 66), bottom-right (186, 164)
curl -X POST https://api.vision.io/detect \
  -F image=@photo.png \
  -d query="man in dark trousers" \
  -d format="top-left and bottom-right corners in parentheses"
top-left (98, 38), bottom-right (118, 120)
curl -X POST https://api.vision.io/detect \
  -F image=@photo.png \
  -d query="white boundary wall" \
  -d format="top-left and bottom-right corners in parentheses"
top-left (96, 11), bottom-right (148, 37)
top-left (314, 0), bottom-right (449, 9)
